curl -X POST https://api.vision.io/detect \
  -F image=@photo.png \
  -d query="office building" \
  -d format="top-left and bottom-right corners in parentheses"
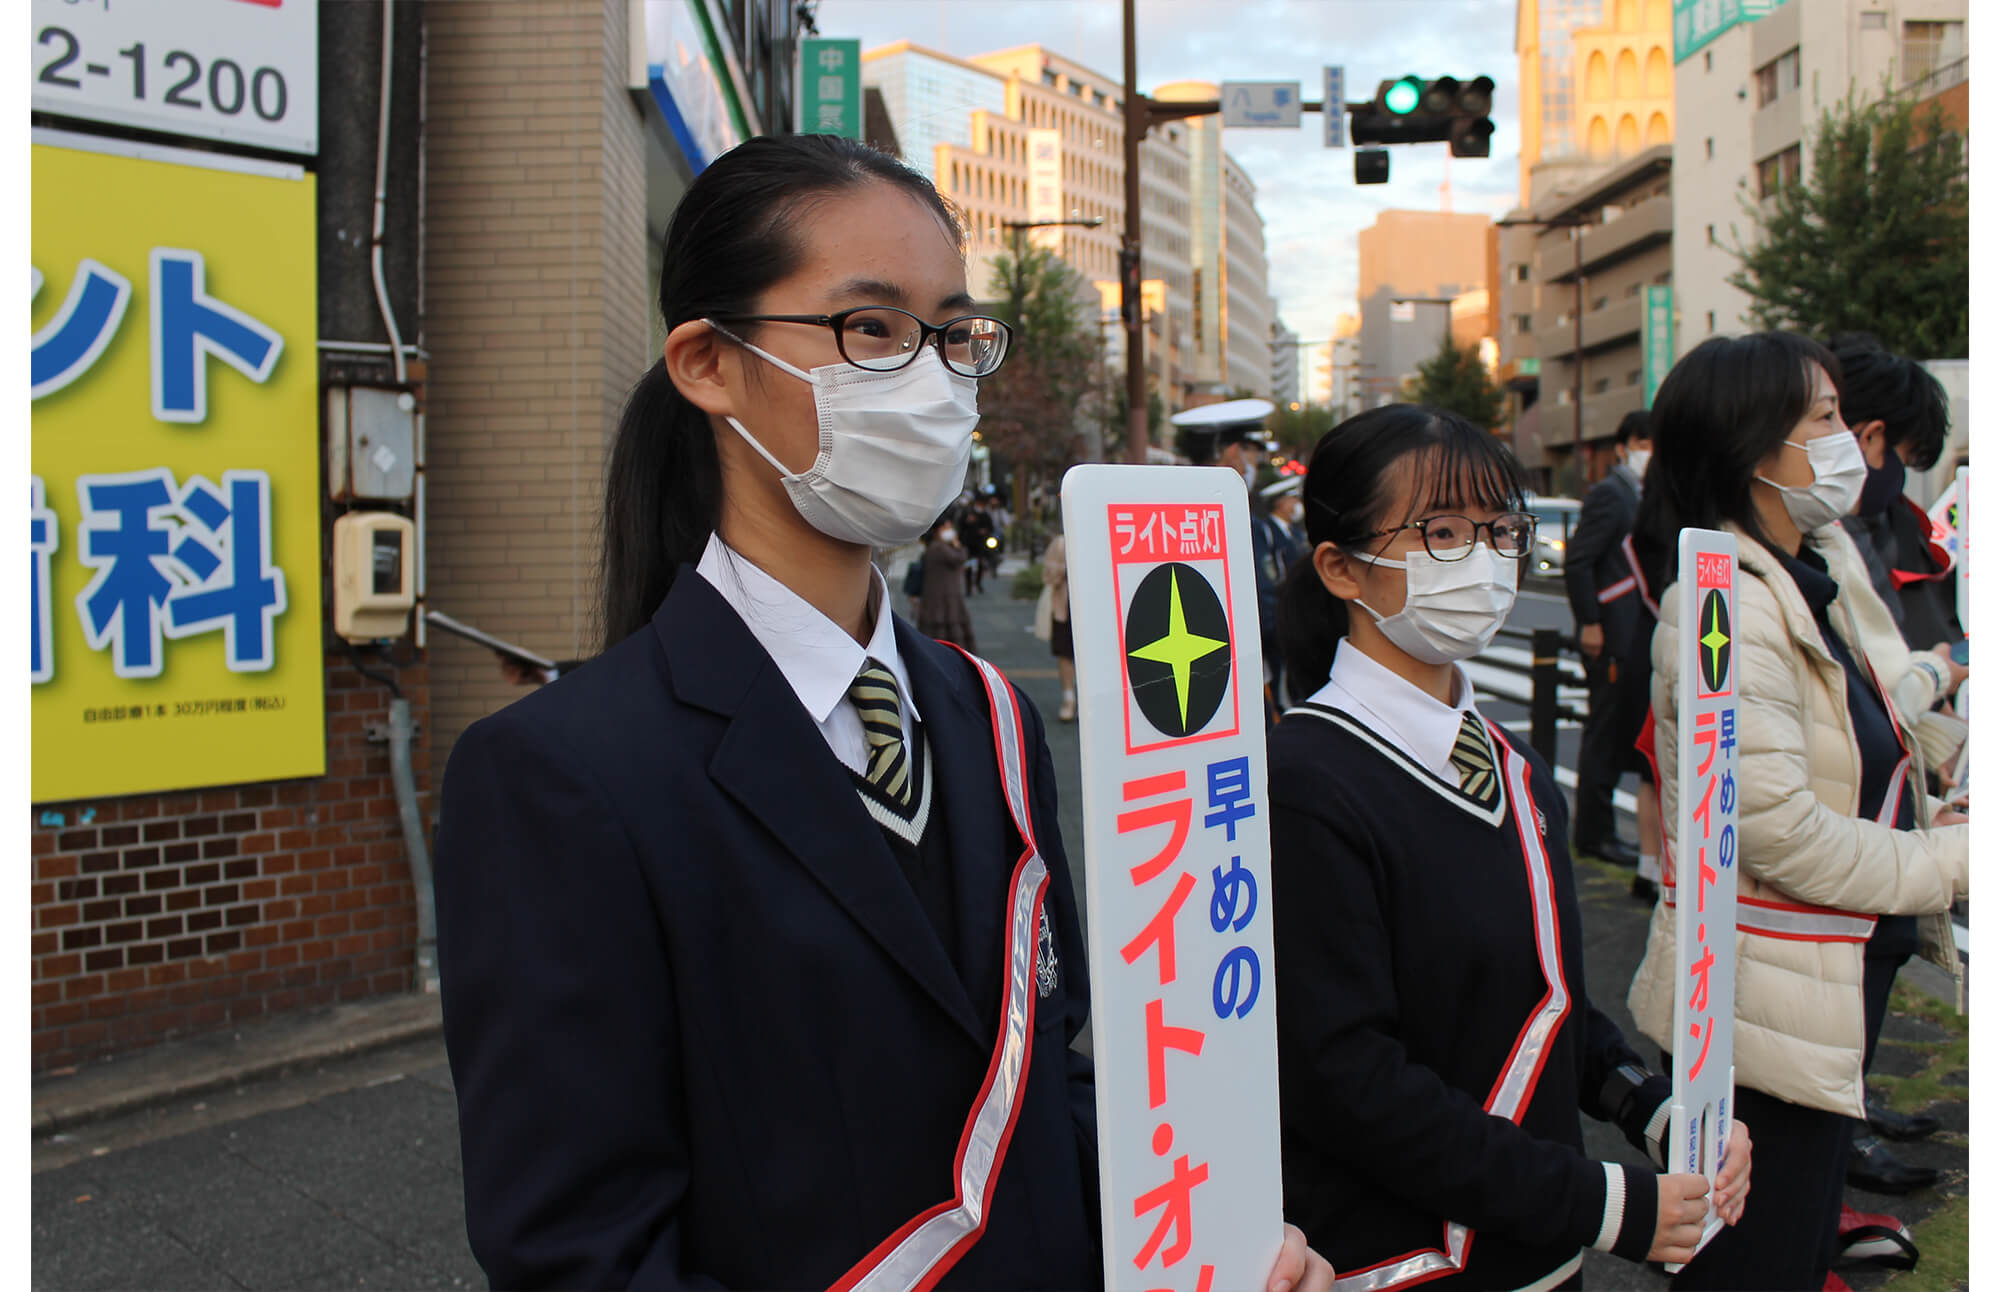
top-left (1356, 211), bottom-right (1494, 408)
top-left (1673, 0), bottom-right (1966, 351)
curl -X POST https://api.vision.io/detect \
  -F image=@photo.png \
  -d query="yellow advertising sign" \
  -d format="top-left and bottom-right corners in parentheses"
top-left (32, 135), bottom-right (324, 802)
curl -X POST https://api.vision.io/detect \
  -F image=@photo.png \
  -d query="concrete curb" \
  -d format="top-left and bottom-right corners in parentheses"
top-left (32, 991), bottom-right (445, 1135)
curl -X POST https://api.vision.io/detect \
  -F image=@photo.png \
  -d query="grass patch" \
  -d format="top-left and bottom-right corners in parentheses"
top-left (1869, 981), bottom-right (1969, 1117)
top-left (1011, 562), bottom-right (1044, 600)
top-left (1880, 1193), bottom-right (1969, 1292)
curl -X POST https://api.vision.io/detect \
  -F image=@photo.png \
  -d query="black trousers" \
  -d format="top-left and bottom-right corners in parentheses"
top-left (1572, 650), bottom-right (1625, 848)
top-left (1667, 1083), bottom-right (1854, 1291)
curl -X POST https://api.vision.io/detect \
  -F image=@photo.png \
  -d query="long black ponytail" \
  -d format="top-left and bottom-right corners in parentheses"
top-left (598, 135), bottom-right (964, 648)
top-left (1277, 404), bottom-right (1528, 698)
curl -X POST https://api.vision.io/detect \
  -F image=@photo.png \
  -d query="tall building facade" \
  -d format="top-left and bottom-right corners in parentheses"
top-left (1271, 317), bottom-right (1301, 409)
top-left (1516, 0), bottom-right (1675, 204)
top-left (1673, 0), bottom-right (1967, 353)
top-left (1356, 211), bottom-right (1494, 408)
top-left (863, 45), bottom-right (1279, 406)
top-left (29, 0), bottom-right (802, 1073)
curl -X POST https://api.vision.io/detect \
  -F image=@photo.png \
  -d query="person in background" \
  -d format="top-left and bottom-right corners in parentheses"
top-left (1271, 403), bottom-right (1749, 1290)
top-left (435, 130), bottom-right (1334, 1292)
top-left (1265, 475), bottom-right (1309, 574)
top-left (1627, 331), bottom-right (1966, 1291)
top-left (1829, 333), bottom-right (1961, 648)
top-left (1173, 400), bottom-right (1281, 723)
top-left (1564, 409), bottom-right (1652, 873)
top-left (958, 496), bottom-right (994, 595)
top-left (1041, 527), bottom-right (1075, 722)
top-left (1822, 332), bottom-right (1968, 1206)
top-left (918, 513), bottom-right (978, 653)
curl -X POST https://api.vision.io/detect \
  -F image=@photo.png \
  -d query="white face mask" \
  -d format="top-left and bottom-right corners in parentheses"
top-left (1757, 432), bottom-right (1866, 531)
top-left (1353, 542), bottom-right (1520, 666)
top-left (1625, 447), bottom-right (1652, 479)
top-left (713, 325), bottom-right (979, 548)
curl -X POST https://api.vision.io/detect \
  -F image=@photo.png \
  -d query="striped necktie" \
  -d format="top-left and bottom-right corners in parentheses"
top-left (1450, 710), bottom-right (1501, 810)
top-left (850, 659), bottom-right (911, 808)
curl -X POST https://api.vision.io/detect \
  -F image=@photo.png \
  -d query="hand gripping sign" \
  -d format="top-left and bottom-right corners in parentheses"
top-left (1665, 529), bottom-right (1740, 1272)
top-left (1060, 465), bottom-right (1284, 1292)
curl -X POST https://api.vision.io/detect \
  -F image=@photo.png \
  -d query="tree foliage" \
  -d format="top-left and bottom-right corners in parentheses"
top-left (1728, 92), bottom-right (1967, 358)
top-left (1405, 333), bottom-right (1506, 428)
top-left (979, 244), bottom-right (1104, 481)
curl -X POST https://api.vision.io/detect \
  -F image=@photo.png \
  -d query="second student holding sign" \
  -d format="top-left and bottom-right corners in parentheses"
top-left (1268, 405), bottom-right (1750, 1289)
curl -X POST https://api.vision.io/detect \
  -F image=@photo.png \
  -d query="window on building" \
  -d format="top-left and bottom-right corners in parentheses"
top-left (1757, 144), bottom-right (1802, 198)
top-left (1704, 50), bottom-right (1713, 72)
top-left (1903, 21), bottom-right (1965, 85)
top-left (1706, 223), bottom-right (1715, 245)
top-left (1779, 48), bottom-right (1800, 92)
top-left (1515, 313), bottom-right (1534, 335)
top-left (1706, 310), bottom-right (1716, 333)
top-left (1755, 60), bottom-right (1779, 107)
top-left (1860, 11), bottom-right (1888, 31)
top-left (1627, 369), bottom-right (1643, 386)
top-left (1512, 263), bottom-right (1531, 283)
top-left (1592, 295), bottom-right (1610, 311)
top-left (1706, 137), bottom-right (1715, 160)
top-left (1592, 377), bottom-right (1612, 395)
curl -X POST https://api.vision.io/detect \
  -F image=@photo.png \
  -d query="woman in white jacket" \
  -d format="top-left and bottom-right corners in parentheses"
top-left (1625, 332), bottom-right (1968, 1291)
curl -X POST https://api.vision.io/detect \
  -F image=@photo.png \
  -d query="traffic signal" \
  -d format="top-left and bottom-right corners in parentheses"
top-left (1347, 74), bottom-right (1495, 155)
top-left (1355, 148), bottom-right (1390, 185)
top-left (1450, 75), bottom-right (1496, 158)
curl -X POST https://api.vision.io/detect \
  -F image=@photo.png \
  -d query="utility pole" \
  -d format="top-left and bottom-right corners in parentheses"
top-left (1497, 212), bottom-right (1590, 480)
top-left (1119, 0), bottom-right (1217, 465)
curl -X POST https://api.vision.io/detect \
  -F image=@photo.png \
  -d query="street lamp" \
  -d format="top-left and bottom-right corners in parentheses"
top-left (1496, 212), bottom-right (1591, 472)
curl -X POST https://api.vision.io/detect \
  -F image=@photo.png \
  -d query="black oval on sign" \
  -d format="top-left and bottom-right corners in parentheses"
top-left (1699, 587), bottom-right (1732, 694)
top-left (1124, 562), bottom-right (1233, 738)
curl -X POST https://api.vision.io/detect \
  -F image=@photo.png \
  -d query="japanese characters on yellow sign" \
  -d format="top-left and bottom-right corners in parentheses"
top-left (32, 133), bottom-right (324, 802)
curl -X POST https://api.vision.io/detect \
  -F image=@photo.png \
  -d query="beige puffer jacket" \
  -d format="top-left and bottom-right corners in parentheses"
top-left (1627, 522), bottom-right (1968, 1120)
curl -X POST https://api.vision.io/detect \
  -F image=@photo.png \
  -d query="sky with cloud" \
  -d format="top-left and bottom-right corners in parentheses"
top-left (815, 0), bottom-right (1527, 360)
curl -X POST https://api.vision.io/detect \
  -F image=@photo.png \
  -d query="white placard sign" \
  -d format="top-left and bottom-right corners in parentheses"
top-left (31, 0), bottom-right (320, 156)
top-left (1061, 465), bottom-right (1284, 1291)
top-left (1220, 82), bottom-right (1302, 129)
top-left (1955, 464), bottom-right (1968, 634)
top-left (1666, 528), bottom-right (1741, 1271)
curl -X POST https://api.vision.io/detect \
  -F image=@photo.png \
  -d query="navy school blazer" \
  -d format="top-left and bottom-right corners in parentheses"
top-left (434, 567), bottom-right (1101, 1290)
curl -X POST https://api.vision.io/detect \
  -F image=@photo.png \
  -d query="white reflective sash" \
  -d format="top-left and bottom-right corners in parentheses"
top-left (1662, 889), bottom-right (1877, 944)
top-left (830, 647), bottom-right (1049, 1292)
top-left (1334, 725), bottom-right (1569, 1292)
top-left (1597, 574), bottom-right (1638, 604)
top-left (1621, 534), bottom-right (1660, 618)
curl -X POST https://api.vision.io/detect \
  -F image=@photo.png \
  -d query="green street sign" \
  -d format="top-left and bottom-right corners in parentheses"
top-left (1643, 285), bottom-right (1675, 406)
top-left (1673, 0), bottom-right (1787, 65)
top-left (800, 38), bottom-right (862, 138)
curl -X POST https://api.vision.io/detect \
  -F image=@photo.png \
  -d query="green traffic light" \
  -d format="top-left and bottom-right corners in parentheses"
top-left (1385, 77), bottom-right (1422, 115)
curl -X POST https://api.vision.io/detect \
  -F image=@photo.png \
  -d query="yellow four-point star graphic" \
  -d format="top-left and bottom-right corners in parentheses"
top-left (1700, 597), bottom-right (1730, 681)
top-left (1129, 567), bottom-right (1229, 730)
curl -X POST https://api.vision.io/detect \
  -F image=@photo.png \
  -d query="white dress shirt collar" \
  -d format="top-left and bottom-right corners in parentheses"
top-left (1308, 638), bottom-right (1479, 782)
top-left (695, 533), bottom-right (920, 732)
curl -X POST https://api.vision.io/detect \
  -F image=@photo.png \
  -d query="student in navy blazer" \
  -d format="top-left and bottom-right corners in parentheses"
top-left (434, 135), bottom-right (1333, 1292)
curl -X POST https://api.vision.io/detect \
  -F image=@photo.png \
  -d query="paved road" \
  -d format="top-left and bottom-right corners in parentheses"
top-left (33, 560), bottom-right (1964, 1290)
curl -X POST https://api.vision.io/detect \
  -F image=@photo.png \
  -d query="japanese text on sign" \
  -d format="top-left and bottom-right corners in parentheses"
top-left (1065, 466), bottom-right (1284, 1290)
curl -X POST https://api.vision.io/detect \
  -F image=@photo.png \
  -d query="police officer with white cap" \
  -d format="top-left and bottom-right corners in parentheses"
top-left (1173, 398), bottom-right (1284, 722)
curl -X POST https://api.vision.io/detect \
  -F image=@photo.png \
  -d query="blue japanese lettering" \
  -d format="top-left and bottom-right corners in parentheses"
top-left (149, 248), bottom-right (283, 424)
top-left (31, 260), bottom-right (133, 400)
top-left (31, 476), bottom-right (58, 683)
top-left (163, 472), bottom-right (286, 670)
top-left (1208, 856), bottom-right (1258, 934)
top-left (1211, 946), bottom-right (1261, 1019)
top-left (74, 469), bottom-right (177, 678)
top-left (1716, 822), bottom-right (1735, 870)
top-left (1202, 756), bottom-right (1256, 840)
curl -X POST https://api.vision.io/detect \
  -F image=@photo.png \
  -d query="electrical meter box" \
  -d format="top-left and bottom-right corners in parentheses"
top-left (333, 512), bottom-right (417, 641)
top-left (327, 387), bottom-right (418, 502)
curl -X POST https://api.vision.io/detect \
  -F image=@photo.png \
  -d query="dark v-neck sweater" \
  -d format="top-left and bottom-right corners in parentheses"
top-left (1269, 704), bottom-right (1669, 1288)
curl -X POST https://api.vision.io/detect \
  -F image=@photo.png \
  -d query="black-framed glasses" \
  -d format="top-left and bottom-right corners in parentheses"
top-left (1359, 512), bottom-right (1539, 561)
top-left (707, 307), bottom-right (1013, 377)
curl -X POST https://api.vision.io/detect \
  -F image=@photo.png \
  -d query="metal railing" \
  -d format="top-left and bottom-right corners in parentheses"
top-left (1901, 56), bottom-right (1967, 104)
top-left (1482, 625), bottom-right (1587, 770)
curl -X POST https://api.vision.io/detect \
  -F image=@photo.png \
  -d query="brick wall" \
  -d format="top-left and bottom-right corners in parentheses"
top-left (423, 0), bottom-right (655, 764)
top-left (31, 658), bottom-right (430, 1072)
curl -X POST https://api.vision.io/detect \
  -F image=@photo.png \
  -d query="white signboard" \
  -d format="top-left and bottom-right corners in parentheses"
top-left (1954, 465), bottom-right (1968, 632)
top-left (1027, 129), bottom-right (1064, 252)
top-left (1667, 528), bottom-right (1740, 1271)
top-left (1061, 465), bottom-right (1284, 1291)
top-left (1221, 82), bottom-right (1302, 129)
top-left (31, 0), bottom-right (319, 156)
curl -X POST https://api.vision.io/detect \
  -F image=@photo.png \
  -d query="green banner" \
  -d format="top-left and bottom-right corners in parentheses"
top-left (800, 38), bottom-right (862, 138)
top-left (1643, 285), bottom-right (1675, 406)
top-left (1673, 0), bottom-right (1786, 65)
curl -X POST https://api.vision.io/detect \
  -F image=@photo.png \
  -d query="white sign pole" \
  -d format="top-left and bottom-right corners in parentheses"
top-left (1955, 464), bottom-right (1969, 636)
top-left (1062, 465), bottom-right (1284, 1291)
top-left (1666, 528), bottom-right (1741, 1271)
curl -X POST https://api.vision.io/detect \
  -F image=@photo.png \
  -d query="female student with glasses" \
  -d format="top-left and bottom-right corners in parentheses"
top-left (431, 134), bottom-right (1331, 1292)
top-left (1267, 404), bottom-right (1751, 1290)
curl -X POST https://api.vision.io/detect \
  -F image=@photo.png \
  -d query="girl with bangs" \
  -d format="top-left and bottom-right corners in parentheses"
top-left (1267, 405), bottom-right (1751, 1290)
